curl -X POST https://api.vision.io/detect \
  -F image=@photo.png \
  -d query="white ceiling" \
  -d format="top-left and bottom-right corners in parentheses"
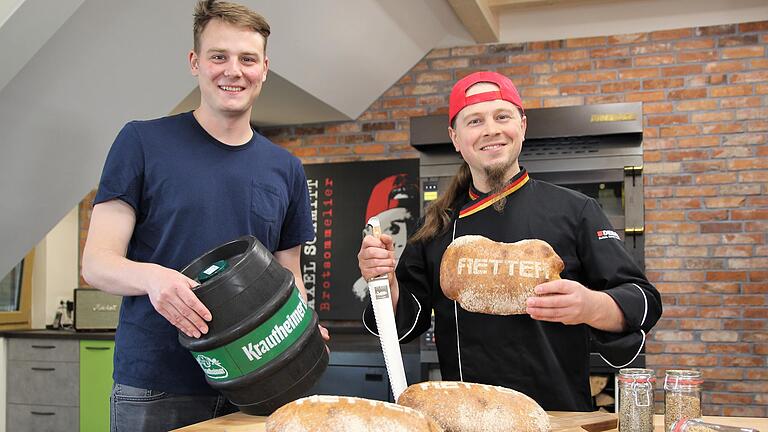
top-left (0, 0), bottom-right (766, 276)
top-left (491, 0), bottom-right (768, 43)
top-left (194, 0), bottom-right (768, 126)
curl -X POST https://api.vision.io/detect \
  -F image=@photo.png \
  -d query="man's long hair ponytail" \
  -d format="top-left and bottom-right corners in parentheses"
top-left (409, 162), bottom-right (472, 243)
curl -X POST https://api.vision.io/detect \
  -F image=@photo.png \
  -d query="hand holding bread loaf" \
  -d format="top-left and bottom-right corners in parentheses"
top-left (398, 381), bottom-right (551, 432)
top-left (440, 236), bottom-right (564, 315)
top-left (265, 395), bottom-right (443, 432)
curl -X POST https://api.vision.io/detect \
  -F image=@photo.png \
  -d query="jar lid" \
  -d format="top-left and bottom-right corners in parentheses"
top-left (619, 368), bottom-right (655, 383)
top-left (665, 369), bottom-right (702, 378)
top-left (618, 375), bottom-right (657, 383)
top-left (664, 369), bottom-right (703, 385)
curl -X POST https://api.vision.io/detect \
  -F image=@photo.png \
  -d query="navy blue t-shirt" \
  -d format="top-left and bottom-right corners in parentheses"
top-left (94, 111), bottom-right (314, 394)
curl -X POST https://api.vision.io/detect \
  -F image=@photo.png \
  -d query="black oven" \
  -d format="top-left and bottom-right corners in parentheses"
top-left (411, 103), bottom-right (646, 408)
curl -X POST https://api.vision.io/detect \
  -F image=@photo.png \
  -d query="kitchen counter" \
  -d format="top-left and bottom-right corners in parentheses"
top-left (173, 410), bottom-right (619, 431)
top-left (0, 328), bottom-right (115, 340)
top-left (174, 412), bottom-right (768, 431)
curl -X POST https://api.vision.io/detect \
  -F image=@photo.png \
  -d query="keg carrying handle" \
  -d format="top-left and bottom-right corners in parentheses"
top-left (366, 217), bottom-right (408, 401)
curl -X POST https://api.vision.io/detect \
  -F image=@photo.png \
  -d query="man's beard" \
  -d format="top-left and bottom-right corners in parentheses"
top-left (484, 159), bottom-right (516, 212)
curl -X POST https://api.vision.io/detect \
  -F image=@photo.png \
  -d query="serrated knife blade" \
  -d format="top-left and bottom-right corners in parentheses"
top-left (366, 216), bottom-right (408, 401)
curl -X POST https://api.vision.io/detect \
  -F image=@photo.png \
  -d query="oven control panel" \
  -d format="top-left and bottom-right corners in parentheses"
top-left (422, 178), bottom-right (439, 211)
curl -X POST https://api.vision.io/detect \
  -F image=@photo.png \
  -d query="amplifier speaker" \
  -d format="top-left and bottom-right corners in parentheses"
top-left (74, 288), bottom-right (121, 331)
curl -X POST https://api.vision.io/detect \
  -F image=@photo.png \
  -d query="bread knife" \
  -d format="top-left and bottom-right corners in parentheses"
top-left (366, 216), bottom-right (408, 401)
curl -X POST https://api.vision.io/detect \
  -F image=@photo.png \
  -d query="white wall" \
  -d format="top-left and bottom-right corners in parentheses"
top-left (0, 0), bottom-right (24, 27)
top-left (0, 208), bottom-right (77, 432)
top-left (0, 1), bottom-right (196, 282)
top-left (0, 0), bottom-right (84, 94)
top-left (30, 206), bottom-right (79, 329)
top-left (2, 0), bottom-right (766, 312)
top-left (0, 0), bottom-right (473, 279)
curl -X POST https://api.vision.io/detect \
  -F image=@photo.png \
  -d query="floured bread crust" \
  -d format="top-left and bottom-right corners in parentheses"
top-left (440, 236), bottom-right (564, 315)
top-left (398, 381), bottom-right (551, 432)
top-left (265, 395), bottom-right (443, 432)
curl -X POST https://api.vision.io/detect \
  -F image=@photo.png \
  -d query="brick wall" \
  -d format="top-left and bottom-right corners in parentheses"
top-left (78, 190), bottom-right (96, 287)
top-left (79, 21), bottom-right (767, 415)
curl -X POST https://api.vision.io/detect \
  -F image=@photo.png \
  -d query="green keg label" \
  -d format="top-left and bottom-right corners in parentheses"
top-left (191, 285), bottom-right (312, 381)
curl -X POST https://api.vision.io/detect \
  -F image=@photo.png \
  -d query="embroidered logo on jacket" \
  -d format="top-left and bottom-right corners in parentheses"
top-left (597, 230), bottom-right (621, 240)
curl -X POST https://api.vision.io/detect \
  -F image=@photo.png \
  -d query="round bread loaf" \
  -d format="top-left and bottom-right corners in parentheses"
top-left (398, 381), bottom-right (550, 432)
top-left (439, 235), bottom-right (564, 315)
top-left (265, 395), bottom-right (443, 432)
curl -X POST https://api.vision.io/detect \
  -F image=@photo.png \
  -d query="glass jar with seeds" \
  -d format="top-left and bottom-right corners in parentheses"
top-left (618, 368), bottom-right (656, 432)
top-left (669, 418), bottom-right (760, 432)
top-left (664, 369), bottom-right (703, 432)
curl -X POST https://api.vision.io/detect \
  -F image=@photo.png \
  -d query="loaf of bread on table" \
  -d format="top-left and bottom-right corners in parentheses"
top-left (439, 235), bottom-right (564, 315)
top-left (265, 395), bottom-right (443, 432)
top-left (398, 381), bottom-right (550, 432)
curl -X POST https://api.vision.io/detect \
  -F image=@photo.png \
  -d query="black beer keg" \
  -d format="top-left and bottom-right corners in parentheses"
top-left (179, 235), bottom-right (328, 415)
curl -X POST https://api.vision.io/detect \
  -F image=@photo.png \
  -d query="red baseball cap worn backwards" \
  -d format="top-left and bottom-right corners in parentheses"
top-left (448, 71), bottom-right (524, 126)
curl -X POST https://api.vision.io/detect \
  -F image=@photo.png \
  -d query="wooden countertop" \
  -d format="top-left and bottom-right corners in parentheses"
top-left (655, 415), bottom-right (766, 432)
top-left (174, 410), bottom-right (619, 431)
top-left (174, 410), bottom-right (767, 432)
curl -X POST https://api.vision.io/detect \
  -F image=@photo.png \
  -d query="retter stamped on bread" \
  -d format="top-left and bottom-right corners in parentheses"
top-left (440, 235), bottom-right (564, 315)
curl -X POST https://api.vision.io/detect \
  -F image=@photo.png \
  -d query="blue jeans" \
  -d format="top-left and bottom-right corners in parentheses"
top-left (110, 383), bottom-right (238, 432)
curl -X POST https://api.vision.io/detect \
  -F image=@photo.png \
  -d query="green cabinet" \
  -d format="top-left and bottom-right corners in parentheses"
top-left (79, 340), bottom-right (114, 432)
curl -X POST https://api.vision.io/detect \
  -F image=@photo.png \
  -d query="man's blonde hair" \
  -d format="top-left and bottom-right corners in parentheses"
top-left (193, 0), bottom-right (271, 52)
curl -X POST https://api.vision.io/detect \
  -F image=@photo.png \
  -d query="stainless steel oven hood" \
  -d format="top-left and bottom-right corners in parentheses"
top-left (411, 102), bottom-right (643, 176)
top-left (409, 102), bottom-right (645, 270)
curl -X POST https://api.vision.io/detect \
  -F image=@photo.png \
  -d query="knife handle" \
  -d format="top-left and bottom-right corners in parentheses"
top-left (366, 217), bottom-right (388, 281)
top-left (366, 216), bottom-right (383, 240)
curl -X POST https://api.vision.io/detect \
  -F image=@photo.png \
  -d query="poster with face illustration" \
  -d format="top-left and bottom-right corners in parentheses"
top-left (300, 159), bottom-right (419, 321)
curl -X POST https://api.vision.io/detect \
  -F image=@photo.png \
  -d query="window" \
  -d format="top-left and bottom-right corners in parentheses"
top-left (0, 250), bottom-right (34, 329)
top-left (1, 262), bottom-right (23, 311)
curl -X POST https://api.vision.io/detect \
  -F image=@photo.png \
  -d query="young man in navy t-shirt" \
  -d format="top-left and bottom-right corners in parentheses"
top-left (82, 1), bottom-right (325, 430)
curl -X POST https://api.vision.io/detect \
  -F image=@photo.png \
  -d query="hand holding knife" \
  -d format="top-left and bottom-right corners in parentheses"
top-left (365, 216), bottom-right (408, 402)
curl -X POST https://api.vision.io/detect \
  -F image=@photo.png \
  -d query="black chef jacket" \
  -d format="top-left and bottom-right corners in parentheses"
top-left (364, 168), bottom-right (662, 411)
